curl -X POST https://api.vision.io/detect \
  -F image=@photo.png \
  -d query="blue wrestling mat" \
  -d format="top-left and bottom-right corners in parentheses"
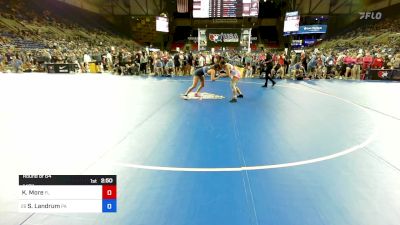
top-left (0, 74), bottom-right (399, 225)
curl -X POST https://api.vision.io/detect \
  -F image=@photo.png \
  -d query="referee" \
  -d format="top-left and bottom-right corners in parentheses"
top-left (262, 51), bottom-right (276, 87)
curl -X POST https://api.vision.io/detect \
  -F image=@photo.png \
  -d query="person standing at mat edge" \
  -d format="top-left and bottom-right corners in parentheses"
top-left (262, 51), bottom-right (276, 87)
top-left (182, 64), bottom-right (220, 98)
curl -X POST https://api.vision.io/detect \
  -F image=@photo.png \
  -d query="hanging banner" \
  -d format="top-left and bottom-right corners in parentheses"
top-left (198, 29), bottom-right (207, 51)
top-left (240, 28), bottom-right (251, 52)
top-left (206, 29), bottom-right (241, 47)
top-left (284, 25), bottom-right (327, 35)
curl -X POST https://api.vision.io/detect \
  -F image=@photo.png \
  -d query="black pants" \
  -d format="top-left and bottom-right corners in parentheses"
top-left (264, 66), bottom-right (275, 85)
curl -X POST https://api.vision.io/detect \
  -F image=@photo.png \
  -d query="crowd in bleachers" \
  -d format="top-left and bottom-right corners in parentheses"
top-left (0, 0), bottom-right (139, 72)
top-left (0, 0), bottom-right (399, 80)
top-left (288, 16), bottom-right (400, 80)
top-left (320, 17), bottom-right (400, 50)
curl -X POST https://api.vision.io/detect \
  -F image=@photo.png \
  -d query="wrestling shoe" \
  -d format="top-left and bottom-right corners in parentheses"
top-left (181, 94), bottom-right (189, 100)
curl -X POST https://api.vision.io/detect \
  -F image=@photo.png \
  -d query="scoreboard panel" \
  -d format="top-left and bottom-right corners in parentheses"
top-left (193, 0), bottom-right (259, 18)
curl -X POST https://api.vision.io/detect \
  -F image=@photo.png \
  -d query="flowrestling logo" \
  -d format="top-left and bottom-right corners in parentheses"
top-left (378, 71), bottom-right (389, 79)
top-left (359, 12), bottom-right (382, 20)
top-left (208, 33), bottom-right (239, 43)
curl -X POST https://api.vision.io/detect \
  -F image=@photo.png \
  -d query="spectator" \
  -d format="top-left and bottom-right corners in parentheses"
top-left (164, 58), bottom-right (174, 76)
top-left (0, 51), bottom-right (4, 71)
top-left (154, 58), bottom-right (164, 76)
top-left (307, 53), bottom-right (317, 79)
top-left (173, 53), bottom-right (180, 75)
top-left (391, 53), bottom-right (400, 69)
top-left (139, 52), bottom-right (148, 74)
top-left (371, 53), bottom-right (384, 69)
top-left (198, 54), bottom-right (205, 68)
top-left (92, 48), bottom-right (102, 72)
top-left (83, 52), bottom-right (91, 72)
top-left (362, 51), bottom-right (374, 76)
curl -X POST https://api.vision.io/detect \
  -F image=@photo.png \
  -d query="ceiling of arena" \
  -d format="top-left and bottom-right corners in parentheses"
top-left (60, 0), bottom-right (168, 16)
top-left (296, 0), bottom-right (400, 15)
top-left (61, 0), bottom-right (400, 16)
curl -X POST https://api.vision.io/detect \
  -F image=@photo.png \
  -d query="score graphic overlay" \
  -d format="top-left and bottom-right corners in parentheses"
top-left (19, 175), bottom-right (117, 213)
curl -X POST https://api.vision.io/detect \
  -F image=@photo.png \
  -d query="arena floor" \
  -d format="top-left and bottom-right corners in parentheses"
top-left (0, 73), bottom-right (399, 225)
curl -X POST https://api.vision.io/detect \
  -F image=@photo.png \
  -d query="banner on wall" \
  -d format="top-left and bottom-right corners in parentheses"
top-left (206, 29), bottom-right (241, 47)
top-left (304, 39), bottom-right (317, 46)
top-left (368, 69), bottom-right (400, 81)
top-left (284, 25), bottom-right (327, 35)
top-left (291, 40), bottom-right (302, 46)
top-left (297, 25), bottom-right (327, 34)
top-left (45, 63), bottom-right (78, 73)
